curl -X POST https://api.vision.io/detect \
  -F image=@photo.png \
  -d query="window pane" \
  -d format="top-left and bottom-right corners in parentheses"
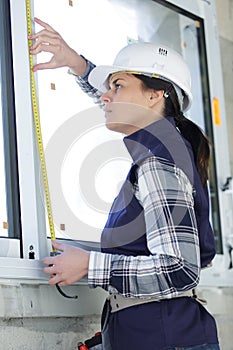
top-left (33, 0), bottom-right (222, 249)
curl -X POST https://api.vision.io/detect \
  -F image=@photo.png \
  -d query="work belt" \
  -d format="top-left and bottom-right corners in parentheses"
top-left (108, 289), bottom-right (206, 313)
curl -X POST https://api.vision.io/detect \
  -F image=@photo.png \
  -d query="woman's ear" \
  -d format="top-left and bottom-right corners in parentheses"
top-left (148, 89), bottom-right (165, 108)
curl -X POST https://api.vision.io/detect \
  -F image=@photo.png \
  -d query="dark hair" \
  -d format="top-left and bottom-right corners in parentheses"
top-left (134, 74), bottom-right (210, 186)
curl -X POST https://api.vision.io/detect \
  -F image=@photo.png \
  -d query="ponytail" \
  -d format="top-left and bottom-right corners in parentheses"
top-left (164, 85), bottom-right (210, 186)
top-left (134, 73), bottom-right (211, 186)
top-left (174, 113), bottom-right (210, 186)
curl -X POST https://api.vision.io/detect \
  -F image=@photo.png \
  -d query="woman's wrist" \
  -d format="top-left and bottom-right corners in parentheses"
top-left (68, 50), bottom-right (87, 76)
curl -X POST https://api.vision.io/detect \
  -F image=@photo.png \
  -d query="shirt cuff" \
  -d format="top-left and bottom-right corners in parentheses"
top-left (67, 55), bottom-right (96, 81)
top-left (88, 251), bottom-right (112, 291)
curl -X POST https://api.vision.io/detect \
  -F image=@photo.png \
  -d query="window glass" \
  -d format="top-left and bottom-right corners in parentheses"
top-left (34, 0), bottom-right (222, 250)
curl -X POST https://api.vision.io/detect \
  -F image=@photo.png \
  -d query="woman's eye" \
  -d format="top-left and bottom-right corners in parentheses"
top-left (115, 84), bottom-right (121, 90)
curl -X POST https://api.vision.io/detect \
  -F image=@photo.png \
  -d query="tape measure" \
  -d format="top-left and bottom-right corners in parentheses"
top-left (25, 1), bottom-right (79, 300)
top-left (26, 0), bottom-right (56, 247)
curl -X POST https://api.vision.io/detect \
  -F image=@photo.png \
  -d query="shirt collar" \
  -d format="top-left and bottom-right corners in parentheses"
top-left (123, 116), bottom-right (177, 164)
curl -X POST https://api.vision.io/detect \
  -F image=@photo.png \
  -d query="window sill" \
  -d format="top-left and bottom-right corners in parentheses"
top-left (0, 257), bottom-right (106, 318)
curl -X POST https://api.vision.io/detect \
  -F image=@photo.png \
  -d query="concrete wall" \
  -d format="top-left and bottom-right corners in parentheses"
top-left (0, 316), bottom-right (100, 350)
top-left (0, 283), bottom-right (106, 350)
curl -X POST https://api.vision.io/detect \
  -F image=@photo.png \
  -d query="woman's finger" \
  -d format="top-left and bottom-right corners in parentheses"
top-left (52, 240), bottom-right (66, 252)
top-left (43, 256), bottom-right (56, 266)
top-left (34, 17), bottom-right (57, 33)
top-left (29, 32), bottom-right (61, 49)
top-left (30, 44), bottom-right (57, 57)
top-left (43, 264), bottom-right (56, 275)
top-left (48, 274), bottom-right (62, 285)
top-left (32, 62), bottom-right (54, 72)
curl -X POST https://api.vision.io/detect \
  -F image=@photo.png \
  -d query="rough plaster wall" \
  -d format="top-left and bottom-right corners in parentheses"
top-left (0, 316), bottom-right (101, 350)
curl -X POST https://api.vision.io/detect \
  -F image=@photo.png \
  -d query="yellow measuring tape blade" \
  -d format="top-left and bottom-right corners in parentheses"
top-left (26, 0), bottom-right (56, 246)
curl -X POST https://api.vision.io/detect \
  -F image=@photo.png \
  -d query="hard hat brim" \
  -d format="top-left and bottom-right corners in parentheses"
top-left (88, 65), bottom-right (140, 92)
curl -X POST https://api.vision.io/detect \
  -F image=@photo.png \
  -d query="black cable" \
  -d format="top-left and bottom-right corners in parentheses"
top-left (226, 243), bottom-right (233, 269)
top-left (56, 284), bottom-right (78, 299)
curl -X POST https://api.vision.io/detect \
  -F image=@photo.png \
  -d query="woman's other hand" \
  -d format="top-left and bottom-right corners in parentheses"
top-left (43, 241), bottom-right (90, 286)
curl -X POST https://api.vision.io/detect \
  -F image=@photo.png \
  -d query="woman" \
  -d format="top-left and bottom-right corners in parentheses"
top-left (30, 18), bottom-right (220, 350)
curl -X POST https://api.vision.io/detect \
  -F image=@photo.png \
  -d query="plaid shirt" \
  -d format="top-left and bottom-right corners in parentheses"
top-left (88, 156), bottom-right (200, 298)
top-left (74, 59), bottom-right (200, 299)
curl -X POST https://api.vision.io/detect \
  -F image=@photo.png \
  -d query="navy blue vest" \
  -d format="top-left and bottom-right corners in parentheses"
top-left (101, 117), bottom-right (218, 349)
top-left (101, 117), bottom-right (216, 268)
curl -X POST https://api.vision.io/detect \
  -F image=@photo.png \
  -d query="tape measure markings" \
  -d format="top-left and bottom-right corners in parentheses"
top-left (26, 0), bottom-right (56, 245)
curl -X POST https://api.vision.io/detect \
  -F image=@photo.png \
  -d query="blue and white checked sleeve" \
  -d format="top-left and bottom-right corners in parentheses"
top-left (68, 55), bottom-right (104, 108)
top-left (88, 157), bottom-right (201, 298)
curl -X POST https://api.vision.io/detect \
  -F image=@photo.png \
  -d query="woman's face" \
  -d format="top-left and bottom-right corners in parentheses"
top-left (100, 72), bottom-right (164, 135)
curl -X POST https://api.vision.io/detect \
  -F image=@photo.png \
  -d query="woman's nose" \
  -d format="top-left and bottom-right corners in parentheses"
top-left (100, 90), bottom-right (112, 104)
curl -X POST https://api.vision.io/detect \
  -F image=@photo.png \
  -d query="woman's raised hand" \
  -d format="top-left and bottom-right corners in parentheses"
top-left (29, 17), bottom-right (87, 75)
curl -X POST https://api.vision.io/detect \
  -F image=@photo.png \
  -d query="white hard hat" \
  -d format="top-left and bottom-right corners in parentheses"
top-left (88, 42), bottom-right (192, 112)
